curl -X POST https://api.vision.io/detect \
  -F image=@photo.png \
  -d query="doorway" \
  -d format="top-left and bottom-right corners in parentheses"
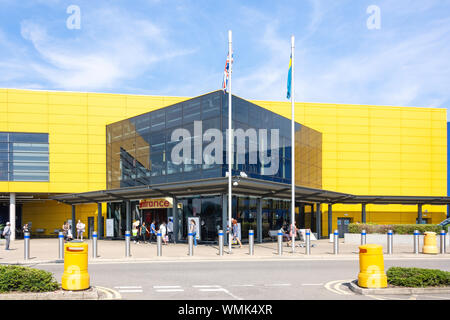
top-left (337, 218), bottom-right (352, 238)
top-left (87, 217), bottom-right (94, 239)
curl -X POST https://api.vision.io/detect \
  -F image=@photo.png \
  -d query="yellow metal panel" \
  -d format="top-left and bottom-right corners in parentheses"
top-left (7, 123), bottom-right (49, 132)
top-left (7, 103), bottom-right (49, 114)
top-left (7, 112), bottom-right (48, 124)
top-left (7, 90), bottom-right (47, 104)
top-left (50, 134), bottom-right (88, 144)
top-left (48, 92), bottom-right (87, 106)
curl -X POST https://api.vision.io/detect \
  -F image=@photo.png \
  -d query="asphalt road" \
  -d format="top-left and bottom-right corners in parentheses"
top-left (35, 258), bottom-right (450, 300)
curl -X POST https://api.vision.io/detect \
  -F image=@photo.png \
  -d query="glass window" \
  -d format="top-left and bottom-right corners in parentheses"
top-left (150, 132), bottom-right (165, 153)
top-left (202, 93), bottom-right (220, 119)
top-left (10, 133), bottom-right (48, 143)
top-left (0, 133), bottom-right (8, 142)
top-left (183, 100), bottom-right (201, 123)
top-left (166, 104), bottom-right (182, 128)
top-left (151, 110), bottom-right (165, 132)
top-left (135, 114), bottom-right (150, 136)
top-left (234, 99), bottom-right (249, 124)
top-left (150, 152), bottom-right (166, 176)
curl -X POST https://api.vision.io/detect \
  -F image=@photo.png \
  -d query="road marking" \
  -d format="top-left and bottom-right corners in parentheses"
top-left (324, 280), bottom-right (353, 295)
top-left (193, 285), bottom-right (221, 288)
top-left (420, 294), bottom-right (450, 300)
top-left (153, 285), bottom-right (181, 289)
top-left (96, 286), bottom-right (122, 300)
top-left (198, 288), bottom-right (243, 300)
top-left (367, 294), bottom-right (385, 300)
top-left (302, 283), bottom-right (323, 286)
top-left (156, 289), bottom-right (184, 292)
top-left (230, 284), bottom-right (255, 287)
top-left (264, 284), bottom-right (291, 287)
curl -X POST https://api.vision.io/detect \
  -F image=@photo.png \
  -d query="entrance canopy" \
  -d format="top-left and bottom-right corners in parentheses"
top-left (50, 176), bottom-right (450, 206)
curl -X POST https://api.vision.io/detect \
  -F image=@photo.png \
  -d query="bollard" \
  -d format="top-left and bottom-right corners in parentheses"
top-left (61, 241), bottom-right (89, 290)
top-left (413, 230), bottom-right (419, 255)
top-left (361, 229), bottom-right (366, 246)
top-left (333, 230), bottom-right (339, 255)
top-left (305, 230), bottom-right (311, 255)
top-left (387, 230), bottom-right (393, 255)
top-left (125, 230), bottom-right (131, 257)
top-left (358, 244), bottom-right (387, 288)
top-left (218, 230), bottom-right (224, 256)
top-left (157, 232), bottom-right (162, 256)
top-left (249, 229), bottom-right (254, 256)
top-left (92, 231), bottom-right (98, 258)
top-left (188, 233), bottom-right (194, 256)
top-left (24, 232), bottom-right (30, 260)
top-left (58, 231), bottom-right (64, 259)
top-left (440, 231), bottom-right (446, 254)
top-left (423, 231), bottom-right (438, 254)
top-left (277, 229), bottom-right (283, 256)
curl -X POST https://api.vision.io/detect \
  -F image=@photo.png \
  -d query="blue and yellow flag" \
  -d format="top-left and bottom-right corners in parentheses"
top-left (286, 54), bottom-right (292, 100)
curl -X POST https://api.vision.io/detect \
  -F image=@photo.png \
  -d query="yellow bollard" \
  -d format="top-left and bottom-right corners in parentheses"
top-left (423, 231), bottom-right (438, 254)
top-left (61, 241), bottom-right (90, 291)
top-left (358, 244), bottom-right (387, 288)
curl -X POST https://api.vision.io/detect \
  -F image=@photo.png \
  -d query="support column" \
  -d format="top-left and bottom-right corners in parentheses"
top-left (361, 203), bottom-right (366, 223)
top-left (172, 197), bottom-right (179, 242)
top-left (417, 204), bottom-right (423, 224)
top-left (222, 194), bottom-right (228, 245)
top-left (315, 203), bottom-right (321, 240)
top-left (257, 198), bottom-right (262, 243)
top-left (71, 205), bottom-right (76, 237)
top-left (299, 203), bottom-right (305, 229)
top-left (97, 202), bottom-right (103, 239)
top-left (310, 204), bottom-right (314, 229)
top-left (448, 204), bottom-right (450, 219)
top-left (126, 201), bottom-right (131, 233)
top-left (9, 193), bottom-right (16, 241)
top-left (328, 204), bottom-right (333, 238)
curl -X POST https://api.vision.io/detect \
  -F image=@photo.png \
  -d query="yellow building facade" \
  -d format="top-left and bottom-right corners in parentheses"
top-left (0, 88), bottom-right (447, 237)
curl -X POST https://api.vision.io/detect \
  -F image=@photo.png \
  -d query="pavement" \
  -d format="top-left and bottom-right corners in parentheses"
top-left (1, 237), bottom-right (449, 265)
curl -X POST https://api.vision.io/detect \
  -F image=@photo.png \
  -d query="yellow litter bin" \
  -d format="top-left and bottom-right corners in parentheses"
top-left (423, 231), bottom-right (438, 254)
top-left (61, 241), bottom-right (90, 291)
top-left (358, 244), bottom-right (387, 288)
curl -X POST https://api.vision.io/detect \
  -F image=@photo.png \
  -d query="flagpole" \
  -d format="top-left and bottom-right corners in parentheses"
top-left (228, 30), bottom-right (233, 254)
top-left (290, 35), bottom-right (296, 253)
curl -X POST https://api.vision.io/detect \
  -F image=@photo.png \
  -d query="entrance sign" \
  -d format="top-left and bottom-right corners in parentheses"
top-left (139, 197), bottom-right (173, 209)
top-left (106, 219), bottom-right (114, 237)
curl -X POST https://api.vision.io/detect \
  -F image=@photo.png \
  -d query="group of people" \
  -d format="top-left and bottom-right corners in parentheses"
top-left (61, 220), bottom-right (86, 242)
top-left (280, 222), bottom-right (300, 247)
top-left (132, 218), bottom-right (175, 245)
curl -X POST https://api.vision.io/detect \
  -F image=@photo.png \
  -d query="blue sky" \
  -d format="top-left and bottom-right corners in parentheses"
top-left (0, 0), bottom-right (449, 111)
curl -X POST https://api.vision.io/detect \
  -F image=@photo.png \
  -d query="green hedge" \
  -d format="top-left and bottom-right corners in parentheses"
top-left (348, 223), bottom-right (444, 235)
top-left (387, 267), bottom-right (450, 287)
top-left (0, 265), bottom-right (60, 293)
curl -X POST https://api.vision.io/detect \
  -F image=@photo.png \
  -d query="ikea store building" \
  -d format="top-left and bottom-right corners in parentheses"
top-left (0, 88), bottom-right (449, 242)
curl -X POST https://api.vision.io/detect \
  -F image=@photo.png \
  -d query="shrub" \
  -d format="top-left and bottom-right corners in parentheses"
top-left (348, 223), bottom-right (443, 235)
top-left (387, 267), bottom-right (450, 287)
top-left (0, 265), bottom-right (60, 293)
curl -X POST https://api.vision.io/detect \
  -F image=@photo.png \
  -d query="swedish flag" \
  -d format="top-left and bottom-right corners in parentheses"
top-left (286, 54), bottom-right (292, 100)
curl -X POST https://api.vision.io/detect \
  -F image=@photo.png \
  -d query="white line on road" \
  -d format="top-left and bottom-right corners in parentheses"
top-left (230, 284), bottom-right (255, 287)
top-left (156, 289), bottom-right (185, 292)
top-left (153, 285), bottom-right (181, 289)
top-left (193, 285), bottom-right (221, 288)
top-left (199, 288), bottom-right (243, 300)
top-left (324, 280), bottom-right (353, 296)
top-left (264, 284), bottom-right (291, 287)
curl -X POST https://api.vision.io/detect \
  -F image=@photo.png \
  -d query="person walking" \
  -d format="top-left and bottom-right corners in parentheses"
top-left (62, 221), bottom-right (69, 241)
top-left (2, 222), bottom-right (11, 250)
top-left (232, 219), bottom-right (242, 248)
top-left (67, 224), bottom-right (73, 241)
top-left (160, 222), bottom-right (168, 245)
top-left (287, 223), bottom-right (299, 247)
top-left (76, 220), bottom-right (85, 241)
top-left (22, 223), bottom-right (29, 235)
top-left (132, 220), bottom-right (139, 244)
top-left (140, 222), bottom-right (148, 244)
top-left (149, 220), bottom-right (157, 244)
top-left (167, 218), bottom-right (175, 244)
top-left (189, 219), bottom-right (197, 246)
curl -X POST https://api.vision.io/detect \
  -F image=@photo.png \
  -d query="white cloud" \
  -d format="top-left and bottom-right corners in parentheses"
top-left (15, 7), bottom-right (195, 91)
